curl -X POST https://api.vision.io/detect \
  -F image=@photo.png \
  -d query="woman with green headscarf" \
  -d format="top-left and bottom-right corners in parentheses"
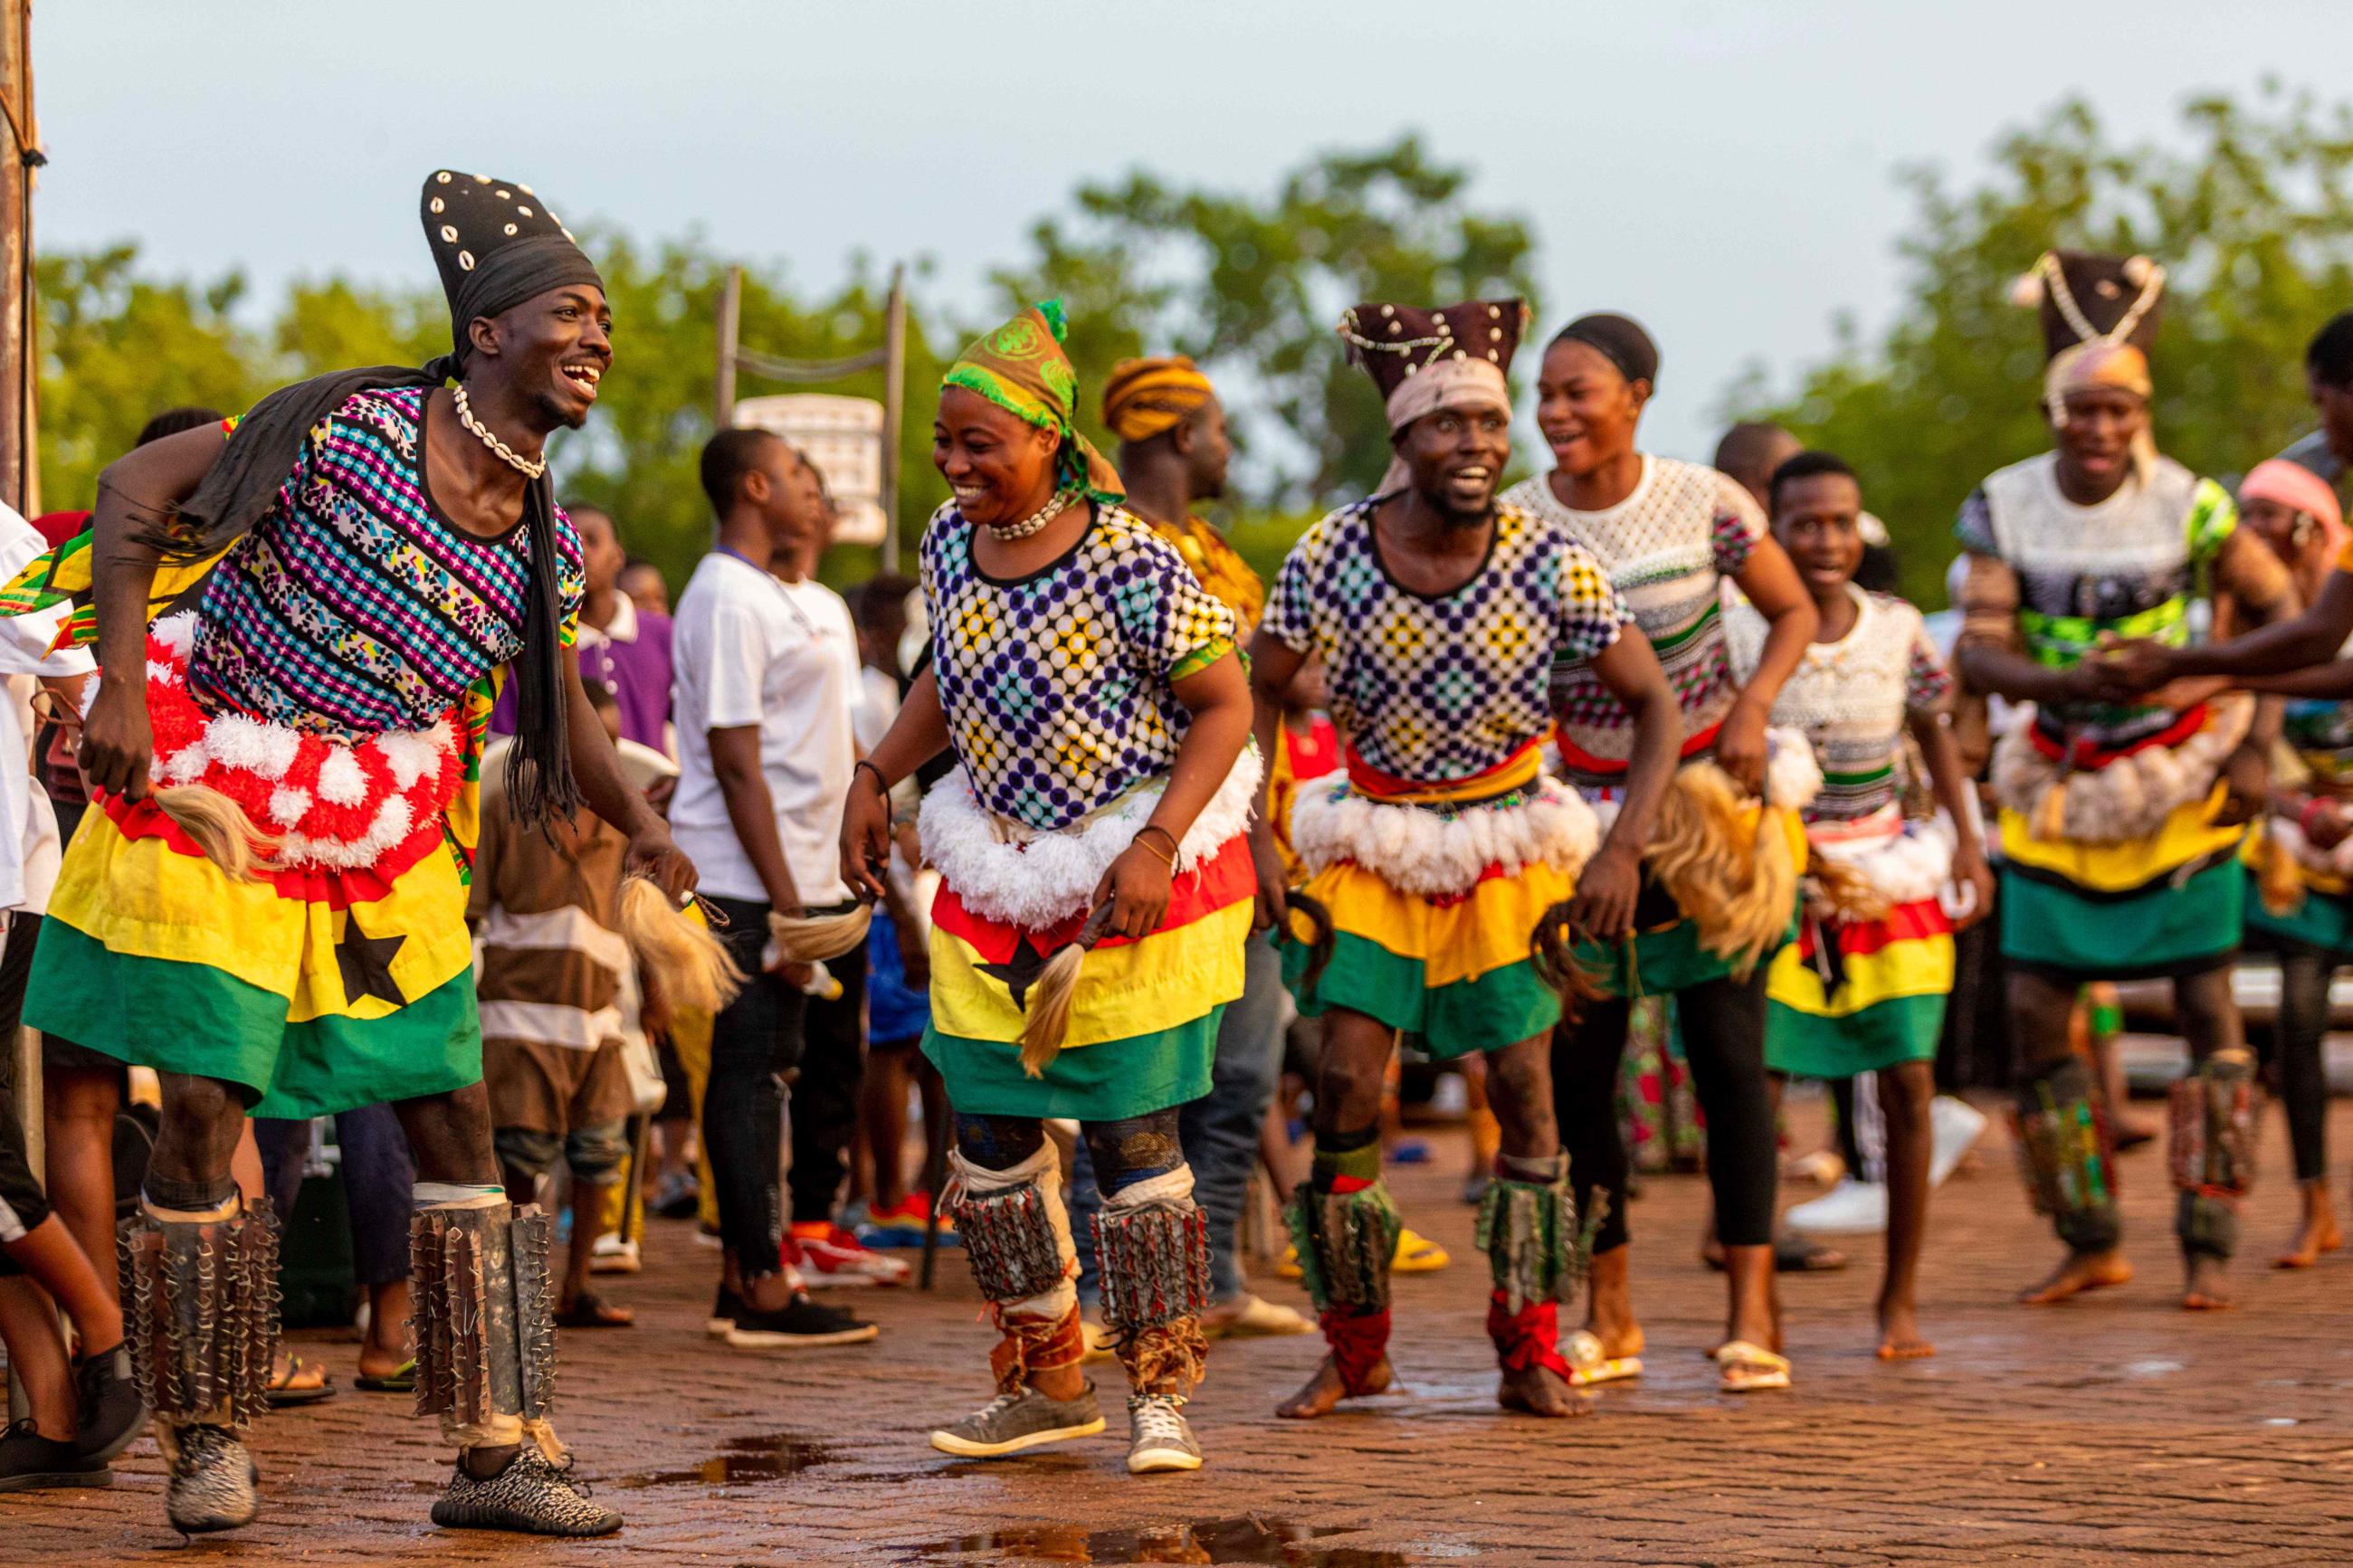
top-left (840, 301), bottom-right (1258, 1477)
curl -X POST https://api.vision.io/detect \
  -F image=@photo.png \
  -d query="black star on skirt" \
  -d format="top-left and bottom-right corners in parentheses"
top-left (975, 933), bottom-right (1054, 1010)
top-left (337, 913), bottom-right (408, 1008)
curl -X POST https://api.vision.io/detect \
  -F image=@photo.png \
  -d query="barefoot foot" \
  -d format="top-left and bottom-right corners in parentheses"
top-left (1875, 1302), bottom-right (1935, 1360)
top-left (2183, 1252), bottom-right (2234, 1311)
top-left (2274, 1200), bottom-right (2341, 1269)
top-left (2018, 1249), bottom-right (2131, 1305)
top-left (1275, 1354), bottom-right (1392, 1419)
top-left (1497, 1363), bottom-right (1586, 1418)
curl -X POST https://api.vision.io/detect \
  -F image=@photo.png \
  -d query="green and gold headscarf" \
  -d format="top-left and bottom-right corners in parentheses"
top-left (942, 299), bottom-right (1125, 503)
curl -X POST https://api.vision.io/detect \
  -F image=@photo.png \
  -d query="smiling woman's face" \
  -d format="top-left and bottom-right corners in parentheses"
top-left (932, 386), bottom-right (1059, 529)
top-left (1534, 338), bottom-right (1645, 479)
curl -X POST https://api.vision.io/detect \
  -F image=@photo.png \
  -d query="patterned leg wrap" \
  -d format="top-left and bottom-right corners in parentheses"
top-left (410, 1202), bottom-right (557, 1448)
top-left (1475, 1153), bottom-right (1582, 1379)
top-left (2170, 1048), bottom-right (2257, 1261)
top-left (2013, 1056), bottom-right (2120, 1255)
top-left (120, 1198), bottom-right (281, 1436)
top-left (1284, 1138), bottom-right (1400, 1395)
top-left (942, 1142), bottom-right (1081, 1392)
top-left (1094, 1165), bottom-right (1211, 1398)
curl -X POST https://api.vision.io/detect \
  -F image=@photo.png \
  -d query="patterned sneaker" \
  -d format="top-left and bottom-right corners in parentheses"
top-left (431, 1448), bottom-right (622, 1537)
top-left (792, 1222), bottom-right (911, 1287)
top-left (165, 1424), bottom-right (258, 1534)
top-left (929, 1383), bottom-right (1106, 1459)
top-left (1125, 1394), bottom-right (1204, 1474)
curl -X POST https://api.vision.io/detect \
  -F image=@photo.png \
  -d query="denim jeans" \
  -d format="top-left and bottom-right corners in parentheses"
top-left (253, 1104), bottom-right (416, 1288)
top-left (1072, 931), bottom-right (1284, 1302)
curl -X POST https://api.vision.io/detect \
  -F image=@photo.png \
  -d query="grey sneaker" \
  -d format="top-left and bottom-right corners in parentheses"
top-left (431, 1448), bottom-right (622, 1537)
top-left (929, 1383), bottom-right (1106, 1459)
top-left (166, 1425), bottom-right (258, 1535)
top-left (1126, 1393), bottom-right (1204, 1474)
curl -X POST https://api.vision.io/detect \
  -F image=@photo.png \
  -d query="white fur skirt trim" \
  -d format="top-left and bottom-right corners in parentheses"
top-left (918, 745), bottom-right (1263, 932)
top-left (1990, 696), bottom-right (2251, 845)
top-left (1287, 774), bottom-right (1599, 898)
top-left (1809, 812), bottom-right (1957, 907)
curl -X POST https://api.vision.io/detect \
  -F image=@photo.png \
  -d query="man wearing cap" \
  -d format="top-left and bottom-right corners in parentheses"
top-left (1248, 299), bottom-right (1681, 1420)
top-left (0, 171), bottom-right (691, 1535)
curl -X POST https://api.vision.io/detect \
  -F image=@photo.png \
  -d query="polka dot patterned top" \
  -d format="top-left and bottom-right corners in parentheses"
top-left (186, 386), bottom-right (586, 743)
top-left (919, 500), bottom-right (1237, 832)
top-left (1259, 497), bottom-right (1630, 785)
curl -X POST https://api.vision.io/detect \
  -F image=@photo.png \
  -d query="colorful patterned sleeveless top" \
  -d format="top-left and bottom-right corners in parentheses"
top-left (186, 385), bottom-right (585, 742)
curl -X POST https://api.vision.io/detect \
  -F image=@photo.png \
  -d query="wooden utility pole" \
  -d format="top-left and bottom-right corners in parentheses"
top-left (0, 0), bottom-right (31, 1428)
top-left (713, 265), bottom-right (741, 431)
top-left (879, 263), bottom-right (906, 572)
top-left (0, 0), bottom-right (34, 515)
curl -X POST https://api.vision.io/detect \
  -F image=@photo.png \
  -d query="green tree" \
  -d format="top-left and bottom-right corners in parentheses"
top-left (561, 233), bottom-right (956, 589)
top-left (1729, 85), bottom-right (2353, 605)
top-left (995, 134), bottom-right (1541, 512)
top-left (37, 246), bottom-right (261, 513)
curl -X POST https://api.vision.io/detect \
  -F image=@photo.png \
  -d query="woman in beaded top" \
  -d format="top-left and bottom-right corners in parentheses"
top-left (1500, 312), bottom-right (1822, 1394)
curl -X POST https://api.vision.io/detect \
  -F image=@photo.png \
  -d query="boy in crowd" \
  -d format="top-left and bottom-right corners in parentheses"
top-left (473, 684), bottom-right (643, 1329)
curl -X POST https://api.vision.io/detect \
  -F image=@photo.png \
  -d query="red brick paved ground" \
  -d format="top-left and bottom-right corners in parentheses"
top-left (15, 1094), bottom-right (2353, 1565)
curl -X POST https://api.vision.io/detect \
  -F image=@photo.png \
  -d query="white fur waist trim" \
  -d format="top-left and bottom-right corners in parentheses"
top-left (919, 746), bottom-right (1263, 932)
top-left (1288, 774), bottom-right (1599, 898)
top-left (1990, 696), bottom-right (2251, 845)
top-left (1810, 814), bottom-right (1956, 907)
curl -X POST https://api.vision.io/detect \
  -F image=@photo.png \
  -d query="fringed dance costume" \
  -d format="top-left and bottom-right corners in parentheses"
top-left (1728, 584), bottom-right (1960, 1077)
top-left (1956, 450), bottom-right (2264, 1266)
top-left (1262, 473), bottom-right (1629, 1388)
top-left (915, 476), bottom-right (1243, 1449)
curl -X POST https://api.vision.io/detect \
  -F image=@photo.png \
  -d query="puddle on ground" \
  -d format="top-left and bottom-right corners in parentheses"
top-left (903, 1515), bottom-right (1414, 1565)
top-left (620, 1432), bottom-right (838, 1488)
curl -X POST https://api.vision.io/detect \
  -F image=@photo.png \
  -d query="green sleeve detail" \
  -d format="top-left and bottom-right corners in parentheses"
top-left (2186, 478), bottom-right (2237, 565)
top-left (1169, 636), bottom-right (1234, 683)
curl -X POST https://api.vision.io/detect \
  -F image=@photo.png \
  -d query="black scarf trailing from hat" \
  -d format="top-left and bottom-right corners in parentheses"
top-left (158, 171), bottom-right (604, 827)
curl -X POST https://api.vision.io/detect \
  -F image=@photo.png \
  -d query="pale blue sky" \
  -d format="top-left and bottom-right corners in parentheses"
top-left (33, 2), bottom-right (2351, 464)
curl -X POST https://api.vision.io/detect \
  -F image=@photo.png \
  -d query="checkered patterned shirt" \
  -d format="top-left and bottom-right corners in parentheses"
top-left (920, 501), bottom-right (1237, 832)
top-left (1260, 498), bottom-right (1628, 784)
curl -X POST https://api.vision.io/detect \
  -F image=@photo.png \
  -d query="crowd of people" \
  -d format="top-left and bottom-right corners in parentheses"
top-left (1, 170), bottom-right (2351, 1544)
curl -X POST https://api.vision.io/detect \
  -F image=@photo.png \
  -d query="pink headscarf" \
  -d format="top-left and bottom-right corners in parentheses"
top-left (2240, 458), bottom-right (2347, 565)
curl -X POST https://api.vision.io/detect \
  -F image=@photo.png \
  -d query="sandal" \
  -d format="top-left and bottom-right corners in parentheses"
top-left (553, 1290), bottom-right (635, 1329)
top-left (355, 1358), bottom-right (416, 1393)
top-left (1773, 1236), bottom-right (1847, 1273)
top-left (264, 1353), bottom-right (338, 1407)
top-left (1564, 1328), bottom-right (1643, 1387)
top-left (1714, 1339), bottom-right (1791, 1393)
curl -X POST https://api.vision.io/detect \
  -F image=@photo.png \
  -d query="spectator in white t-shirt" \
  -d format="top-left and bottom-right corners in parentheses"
top-left (668, 428), bottom-right (876, 1349)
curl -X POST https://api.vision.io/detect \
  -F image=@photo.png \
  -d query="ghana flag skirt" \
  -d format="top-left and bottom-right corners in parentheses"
top-left (915, 752), bottom-right (1262, 1122)
top-left (1563, 728), bottom-right (1817, 999)
top-left (25, 612), bottom-right (488, 1117)
top-left (1767, 808), bottom-right (1956, 1079)
top-left (1996, 792), bottom-right (2245, 980)
top-left (1277, 742), bottom-right (1598, 1059)
top-left (1990, 700), bottom-right (2249, 980)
